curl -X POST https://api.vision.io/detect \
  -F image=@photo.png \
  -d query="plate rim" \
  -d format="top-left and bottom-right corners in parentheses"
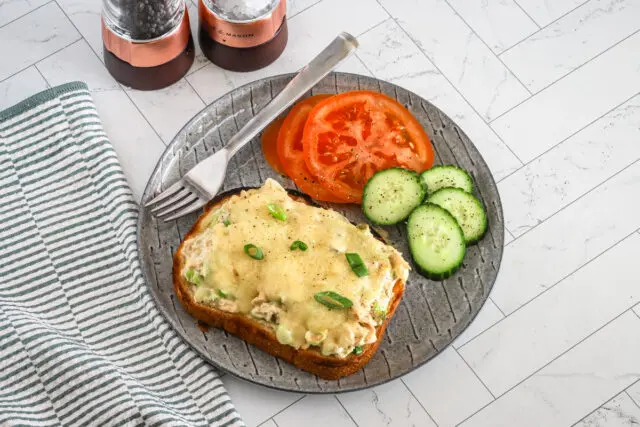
top-left (136, 71), bottom-right (504, 394)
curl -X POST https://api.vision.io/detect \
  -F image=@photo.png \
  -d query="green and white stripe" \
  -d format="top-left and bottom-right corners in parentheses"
top-left (0, 82), bottom-right (244, 427)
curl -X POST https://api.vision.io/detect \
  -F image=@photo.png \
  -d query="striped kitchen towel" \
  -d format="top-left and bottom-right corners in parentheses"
top-left (0, 82), bottom-right (244, 427)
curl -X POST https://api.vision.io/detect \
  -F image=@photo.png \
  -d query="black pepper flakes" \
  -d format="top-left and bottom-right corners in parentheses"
top-left (106, 0), bottom-right (184, 40)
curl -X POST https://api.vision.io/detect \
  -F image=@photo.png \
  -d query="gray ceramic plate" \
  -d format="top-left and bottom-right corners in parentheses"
top-left (137, 72), bottom-right (504, 393)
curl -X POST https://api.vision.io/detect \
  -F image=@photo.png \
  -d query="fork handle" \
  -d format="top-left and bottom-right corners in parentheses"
top-left (225, 32), bottom-right (359, 158)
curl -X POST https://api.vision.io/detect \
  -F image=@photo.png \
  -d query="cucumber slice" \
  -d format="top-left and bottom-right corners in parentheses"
top-left (362, 168), bottom-right (425, 225)
top-left (428, 187), bottom-right (487, 245)
top-left (420, 165), bottom-right (473, 195)
top-left (407, 203), bottom-right (466, 280)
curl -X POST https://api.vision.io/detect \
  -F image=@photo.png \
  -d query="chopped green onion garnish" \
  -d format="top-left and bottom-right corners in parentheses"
top-left (314, 291), bottom-right (353, 309)
top-left (372, 302), bottom-right (387, 321)
top-left (353, 346), bottom-right (363, 355)
top-left (217, 289), bottom-right (235, 300)
top-left (185, 269), bottom-right (195, 282)
top-left (267, 203), bottom-right (287, 221)
top-left (345, 253), bottom-right (368, 277)
top-left (290, 240), bottom-right (308, 251)
top-left (223, 219), bottom-right (231, 226)
top-left (276, 324), bottom-right (293, 345)
top-left (185, 269), bottom-right (202, 285)
top-left (244, 244), bottom-right (264, 260)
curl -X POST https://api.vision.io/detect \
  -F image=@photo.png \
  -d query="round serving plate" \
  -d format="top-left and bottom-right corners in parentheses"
top-left (137, 72), bottom-right (504, 393)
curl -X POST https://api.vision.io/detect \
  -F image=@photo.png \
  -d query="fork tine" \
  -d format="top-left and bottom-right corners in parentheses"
top-left (162, 198), bottom-right (207, 222)
top-left (150, 187), bottom-right (191, 214)
top-left (144, 181), bottom-right (183, 208)
top-left (154, 193), bottom-right (199, 219)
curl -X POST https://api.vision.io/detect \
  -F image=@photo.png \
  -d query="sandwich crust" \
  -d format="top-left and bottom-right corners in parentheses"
top-left (173, 188), bottom-right (406, 380)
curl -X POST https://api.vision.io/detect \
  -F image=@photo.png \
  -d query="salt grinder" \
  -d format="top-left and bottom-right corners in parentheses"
top-left (199, 0), bottom-right (288, 72)
top-left (102, 0), bottom-right (195, 90)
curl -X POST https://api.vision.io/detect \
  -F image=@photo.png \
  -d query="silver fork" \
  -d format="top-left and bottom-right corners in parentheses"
top-left (144, 32), bottom-right (359, 221)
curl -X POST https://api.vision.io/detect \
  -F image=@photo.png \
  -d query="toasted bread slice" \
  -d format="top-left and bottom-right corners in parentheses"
top-left (173, 187), bottom-right (406, 380)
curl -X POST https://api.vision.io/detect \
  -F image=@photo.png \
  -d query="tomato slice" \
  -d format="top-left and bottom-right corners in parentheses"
top-left (277, 94), bottom-right (347, 203)
top-left (302, 91), bottom-right (434, 203)
top-left (261, 115), bottom-right (287, 176)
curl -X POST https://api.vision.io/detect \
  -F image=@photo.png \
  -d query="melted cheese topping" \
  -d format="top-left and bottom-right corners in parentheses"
top-left (181, 179), bottom-right (410, 358)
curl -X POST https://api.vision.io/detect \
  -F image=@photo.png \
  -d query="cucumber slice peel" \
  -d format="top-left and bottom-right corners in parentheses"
top-left (362, 168), bottom-right (426, 225)
top-left (427, 187), bottom-right (487, 245)
top-left (420, 165), bottom-right (473, 195)
top-left (407, 203), bottom-right (466, 280)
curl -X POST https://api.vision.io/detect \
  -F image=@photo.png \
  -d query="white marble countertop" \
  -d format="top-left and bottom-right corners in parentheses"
top-left (2, 0), bottom-right (640, 425)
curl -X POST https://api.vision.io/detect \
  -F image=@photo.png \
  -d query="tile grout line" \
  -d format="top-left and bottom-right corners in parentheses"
top-left (441, 0), bottom-right (533, 96)
top-left (183, 0), bottom-right (210, 78)
top-left (488, 296), bottom-right (506, 317)
top-left (370, 6), bottom-right (525, 167)
top-left (287, 0), bottom-right (323, 19)
top-left (457, 228), bottom-right (640, 351)
top-left (185, 79), bottom-right (209, 106)
top-left (184, 62), bottom-right (209, 78)
top-left (355, 14), bottom-right (392, 39)
top-left (504, 156), bottom-right (640, 245)
top-left (33, 64), bottom-right (51, 88)
top-left (352, 54), bottom-right (372, 77)
top-left (569, 384), bottom-right (640, 427)
top-left (490, 27), bottom-right (640, 124)
top-left (353, 52), bottom-right (375, 77)
top-left (456, 307), bottom-right (640, 426)
top-left (0, 35), bottom-right (82, 86)
top-left (0, 0), bottom-right (55, 30)
top-left (33, 61), bottom-right (52, 89)
top-left (512, 0), bottom-right (541, 29)
top-left (498, 0), bottom-right (591, 55)
top-left (27, 39), bottom-right (118, 95)
top-left (183, 0), bottom-right (209, 77)
top-left (504, 228), bottom-right (516, 243)
top-left (123, 88), bottom-right (178, 146)
top-left (625, 389), bottom-right (640, 412)
top-left (493, 89), bottom-right (640, 185)
top-left (496, 167), bottom-right (524, 185)
top-left (400, 378), bottom-right (440, 427)
top-left (255, 395), bottom-right (306, 426)
top-left (334, 395), bottom-right (360, 426)
top-left (453, 298), bottom-right (504, 349)
top-left (524, 23), bottom-right (640, 90)
top-left (455, 347), bottom-right (496, 399)
top-left (570, 404), bottom-right (601, 426)
top-left (257, 417), bottom-right (279, 427)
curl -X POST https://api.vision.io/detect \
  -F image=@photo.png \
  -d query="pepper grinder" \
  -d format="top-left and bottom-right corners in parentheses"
top-left (102, 0), bottom-right (195, 90)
